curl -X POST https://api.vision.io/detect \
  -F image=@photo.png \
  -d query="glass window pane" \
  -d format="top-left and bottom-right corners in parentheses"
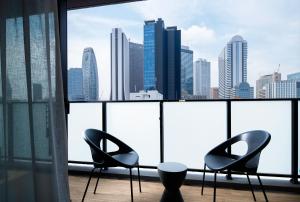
top-left (231, 101), bottom-right (291, 174)
top-left (68, 103), bottom-right (102, 162)
top-left (164, 102), bottom-right (227, 169)
top-left (107, 102), bottom-right (160, 166)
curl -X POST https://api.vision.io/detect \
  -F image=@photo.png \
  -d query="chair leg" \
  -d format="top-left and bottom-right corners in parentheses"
top-left (93, 168), bottom-right (102, 194)
top-left (137, 164), bottom-right (142, 193)
top-left (201, 163), bottom-right (206, 195)
top-left (213, 172), bottom-right (217, 202)
top-left (129, 168), bottom-right (134, 202)
top-left (82, 167), bottom-right (95, 202)
top-left (246, 173), bottom-right (256, 201)
top-left (257, 174), bottom-right (268, 202)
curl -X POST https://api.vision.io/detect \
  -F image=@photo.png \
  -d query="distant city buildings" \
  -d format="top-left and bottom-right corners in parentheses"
top-left (210, 87), bottom-right (219, 99)
top-left (194, 58), bottom-right (211, 99)
top-left (231, 82), bottom-right (254, 99)
top-left (287, 72), bottom-right (300, 81)
top-left (256, 72), bottom-right (281, 98)
top-left (68, 22), bottom-right (299, 101)
top-left (130, 90), bottom-right (163, 100)
top-left (144, 18), bottom-right (181, 100)
top-left (181, 46), bottom-right (193, 98)
top-left (82, 47), bottom-right (99, 101)
top-left (265, 80), bottom-right (300, 98)
top-left (129, 42), bottom-right (144, 93)
top-left (110, 28), bottom-right (130, 101)
top-left (218, 35), bottom-right (252, 99)
top-left (68, 68), bottom-right (84, 101)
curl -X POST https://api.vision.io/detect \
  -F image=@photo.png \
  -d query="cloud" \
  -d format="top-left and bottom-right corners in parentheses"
top-left (182, 25), bottom-right (216, 47)
top-left (130, 0), bottom-right (202, 26)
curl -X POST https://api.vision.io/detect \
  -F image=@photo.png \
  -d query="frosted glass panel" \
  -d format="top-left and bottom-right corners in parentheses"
top-left (68, 103), bottom-right (102, 161)
top-left (231, 101), bottom-right (291, 174)
top-left (107, 102), bottom-right (160, 166)
top-left (298, 101), bottom-right (300, 175)
top-left (164, 102), bottom-right (227, 169)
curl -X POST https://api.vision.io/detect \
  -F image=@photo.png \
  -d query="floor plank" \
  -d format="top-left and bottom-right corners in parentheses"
top-left (69, 175), bottom-right (300, 202)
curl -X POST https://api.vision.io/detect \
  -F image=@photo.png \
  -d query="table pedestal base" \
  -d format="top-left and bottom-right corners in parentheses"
top-left (160, 189), bottom-right (184, 202)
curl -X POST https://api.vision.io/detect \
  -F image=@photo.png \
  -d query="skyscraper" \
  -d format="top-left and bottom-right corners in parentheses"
top-left (194, 58), bottom-right (211, 99)
top-left (68, 68), bottom-right (84, 101)
top-left (181, 46), bottom-right (193, 97)
top-left (144, 19), bottom-right (166, 93)
top-left (143, 18), bottom-right (181, 100)
top-left (82, 47), bottom-right (99, 101)
top-left (129, 42), bottom-right (144, 93)
top-left (256, 72), bottom-right (281, 98)
top-left (111, 28), bottom-right (130, 101)
top-left (218, 35), bottom-right (248, 99)
top-left (165, 26), bottom-right (181, 100)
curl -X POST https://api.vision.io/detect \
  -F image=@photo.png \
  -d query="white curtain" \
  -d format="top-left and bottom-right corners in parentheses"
top-left (0, 0), bottom-right (69, 201)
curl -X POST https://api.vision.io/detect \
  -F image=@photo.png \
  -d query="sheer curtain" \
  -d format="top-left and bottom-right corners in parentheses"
top-left (0, 0), bottom-right (69, 201)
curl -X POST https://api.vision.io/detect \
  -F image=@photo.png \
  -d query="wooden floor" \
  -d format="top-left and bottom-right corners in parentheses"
top-left (69, 175), bottom-right (300, 202)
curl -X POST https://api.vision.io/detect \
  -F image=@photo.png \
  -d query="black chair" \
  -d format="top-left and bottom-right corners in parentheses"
top-left (82, 129), bottom-right (142, 202)
top-left (201, 130), bottom-right (271, 202)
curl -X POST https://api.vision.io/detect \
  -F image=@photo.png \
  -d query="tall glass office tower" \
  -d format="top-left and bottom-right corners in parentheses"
top-left (110, 28), bottom-right (130, 100)
top-left (129, 42), bottom-right (144, 93)
top-left (218, 35), bottom-right (248, 99)
top-left (144, 21), bottom-right (156, 91)
top-left (143, 18), bottom-right (181, 100)
top-left (194, 58), bottom-right (211, 99)
top-left (68, 68), bottom-right (84, 101)
top-left (82, 47), bottom-right (99, 101)
top-left (181, 46), bottom-right (193, 96)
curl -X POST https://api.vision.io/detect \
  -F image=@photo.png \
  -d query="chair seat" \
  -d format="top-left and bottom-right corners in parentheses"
top-left (205, 154), bottom-right (241, 171)
top-left (112, 151), bottom-right (139, 167)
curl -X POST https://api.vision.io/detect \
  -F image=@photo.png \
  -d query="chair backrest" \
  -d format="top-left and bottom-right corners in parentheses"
top-left (231, 130), bottom-right (271, 171)
top-left (84, 129), bottom-right (107, 164)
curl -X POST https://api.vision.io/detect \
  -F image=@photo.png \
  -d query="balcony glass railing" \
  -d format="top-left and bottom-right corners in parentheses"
top-left (231, 101), bottom-right (291, 174)
top-left (163, 102), bottom-right (227, 169)
top-left (106, 102), bottom-right (160, 166)
top-left (68, 103), bottom-right (103, 162)
top-left (68, 100), bottom-right (299, 180)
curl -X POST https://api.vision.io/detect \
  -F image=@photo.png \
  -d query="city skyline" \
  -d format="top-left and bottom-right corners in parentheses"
top-left (68, 0), bottom-right (300, 100)
top-left (68, 29), bottom-right (300, 100)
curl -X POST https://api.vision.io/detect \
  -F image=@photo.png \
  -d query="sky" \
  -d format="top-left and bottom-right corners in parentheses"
top-left (68, 0), bottom-right (300, 100)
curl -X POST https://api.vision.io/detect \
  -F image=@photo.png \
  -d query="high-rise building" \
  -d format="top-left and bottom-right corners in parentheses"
top-left (218, 35), bottom-right (248, 99)
top-left (129, 42), bottom-right (144, 93)
top-left (82, 47), bottom-right (99, 101)
top-left (210, 87), bottom-right (219, 99)
top-left (68, 68), bottom-right (84, 101)
top-left (143, 18), bottom-right (181, 100)
top-left (111, 28), bottom-right (130, 101)
top-left (144, 19), bottom-right (165, 92)
top-left (265, 80), bottom-right (300, 98)
top-left (165, 26), bottom-right (181, 100)
top-left (287, 72), bottom-right (300, 81)
top-left (256, 72), bottom-right (281, 98)
top-left (231, 82), bottom-right (254, 99)
top-left (181, 46), bottom-right (193, 97)
top-left (194, 58), bottom-right (211, 99)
